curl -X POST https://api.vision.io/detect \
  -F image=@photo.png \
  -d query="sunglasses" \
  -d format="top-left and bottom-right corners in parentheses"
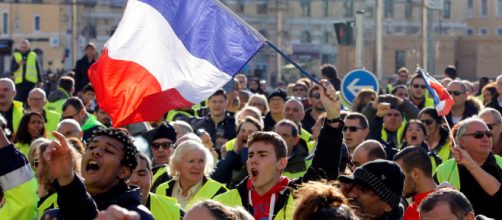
top-left (412, 84), bottom-right (426, 89)
top-left (151, 142), bottom-right (174, 150)
top-left (463, 131), bottom-right (493, 139)
top-left (343, 126), bottom-right (363, 132)
top-left (293, 88), bottom-right (306, 92)
top-left (448, 91), bottom-right (463, 96)
top-left (487, 123), bottom-right (500, 130)
top-left (311, 93), bottom-right (321, 99)
top-left (421, 119), bottom-right (434, 126)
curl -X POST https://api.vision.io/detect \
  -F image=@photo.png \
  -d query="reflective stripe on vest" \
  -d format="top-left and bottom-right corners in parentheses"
top-left (381, 121), bottom-right (406, 148)
top-left (214, 188), bottom-right (296, 220)
top-left (152, 166), bottom-right (168, 187)
top-left (12, 100), bottom-right (24, 134)
top-left (13, 52), bottom-right (38, 84)
top-left (166, 110), bottom-right (193, 122)
top-left (37, 193), bottom-right (58, 220)
top-left (149, 193), bottom-right (180, 220)
top-left (436, 155), bottom-right (502, 190)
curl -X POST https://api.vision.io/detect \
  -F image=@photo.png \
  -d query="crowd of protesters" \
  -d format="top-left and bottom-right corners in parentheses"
top-left (0, 40), bottom-right (502, 220)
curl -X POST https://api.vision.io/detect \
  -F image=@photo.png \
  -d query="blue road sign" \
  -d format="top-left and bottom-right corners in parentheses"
top-left (341, 69), bottom-right (380, 104)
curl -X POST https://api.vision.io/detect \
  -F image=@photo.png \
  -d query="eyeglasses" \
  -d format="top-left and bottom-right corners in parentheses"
top-left (62, 112), bottom-right (79, 120)
top-left (412, 84), bottom-right (426, 89)
top-left (448, 91), bottom-right (463, 96)
top-left (421, 119), bottom-right (434, 126)
top-left (487, 123), bottom-right (500, 130)
top-left (311, 93), bottom-right (321, 99)
top-left (463, 131), bottom-right (493, 139)
top-left (343, 126), bottom-right (363, 132)
top-left (293, 88), bottom-right (306, 92)
top-left (151, 142), bottom-right (174, 150)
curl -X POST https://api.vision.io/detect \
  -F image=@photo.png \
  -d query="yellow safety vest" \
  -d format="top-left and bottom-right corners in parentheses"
top-left (152, 165), bottom-right (168, 187)
top-left (15, 142), bottom-right (30, 158)
top-left (37, 193), bottom-right (58, 220)
top-left (435, 142), bottom-right (452, 164)
top-left (222, 138), bottom-right (237, 152)
top-left (12, 100), bottom-right (24, 134)
top-left (436, 155), bottom-right (502, 190)
top-left (44, 110), bottom-right (61, 139)
top-left (425, 97), bottom-right (434, 108)
top-left (45, 99), bottom-right (66, 115)
top-left (299, 128), bottom-right (313, 152)
top-left (283, 158), bottom-right (312, 179)
top-left (166, 110), bottom-right (193, 122)
top-left (148, 193), bottom-right (181, 220)
top-left (214, 188), bottom-right (295, 220)
top-left (0, 178), bottom-right (38, 220)
top-left (155, 178), bottom-right (227, 210)
top-left (13, 51), bottom-right (38, 84)
top-left (381, 121), bottom-right (406, 148)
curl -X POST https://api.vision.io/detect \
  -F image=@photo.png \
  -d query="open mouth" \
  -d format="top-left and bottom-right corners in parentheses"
top-left (411, 135), bottom-right (418, 141)
top-left (250, 168), bottom-right (259, 178)
top-left (86, 160), bottom-right (101, 171)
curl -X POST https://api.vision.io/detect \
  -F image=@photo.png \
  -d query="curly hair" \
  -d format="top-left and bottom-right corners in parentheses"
top-left (88, 127), bottom-right (138, 170)
top-left (293, 181), bottom-right (358, 220)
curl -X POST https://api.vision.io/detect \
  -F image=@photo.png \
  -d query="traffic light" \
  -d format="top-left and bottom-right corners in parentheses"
top-left (334, 22), bottom-right (353, 46)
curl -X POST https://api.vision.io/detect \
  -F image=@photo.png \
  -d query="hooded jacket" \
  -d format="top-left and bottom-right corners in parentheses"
top-left (46, 176), bottom-right (153, 220)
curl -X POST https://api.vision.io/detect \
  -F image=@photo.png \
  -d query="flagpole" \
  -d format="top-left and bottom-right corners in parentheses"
top-left (265, 41), bottom-right (321, 86)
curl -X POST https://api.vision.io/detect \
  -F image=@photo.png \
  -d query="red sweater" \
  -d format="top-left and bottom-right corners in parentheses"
top-left (404, 190), bottom-right (436, 220)
top-left (247, 177), bottom-right (289, 220)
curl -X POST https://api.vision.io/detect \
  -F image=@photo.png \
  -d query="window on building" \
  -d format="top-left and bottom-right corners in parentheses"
top-left (323, 31), bottom-right (331, 44)
top-left (466, 0), bottom-right (474, 17)
top-left (323, 0), bottom-right (329, 17)
top-left (443, 0), bottom-right (451, 19)
top-left (2, 12), bottom-right (8, 35)
top-left (481, 0), bottom-right (488, 17)
top-left (236, 0), bottom-right (244, 13)
top-left (497, 0), bottom-right (502, 17)
top-left (33, 15), bottom-right (40, 32)
top-left (395, 50), bottom-right (406, 73)
top-left (259, 29), bottom-right (268, 38)
top-left (497, 27), bottom-right (502, 35)
top-left (300, 0), bottom-right (311, 16)
top-left (301, 31), bottom-right (311, 43)
top-left (384, 0), bottom-right (394, 18)
top-left (480, 27), bottom-right (489, 35)
top-left (343, 0), bottom-right (353, 18)
top-left (404, 0), bottom-right (413, 19)
top-left (466, 28), bottom-right (475, 36)
top-left (257, 1), bottom-right (267, 14)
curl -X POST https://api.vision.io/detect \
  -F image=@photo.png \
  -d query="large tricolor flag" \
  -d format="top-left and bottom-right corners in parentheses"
top-left (89, 0), bottom-right (264, 127)
top-left (418, 68), bottom-right (454, 116)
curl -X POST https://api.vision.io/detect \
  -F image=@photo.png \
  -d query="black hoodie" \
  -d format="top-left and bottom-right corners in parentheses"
top-left (45, 175), bottom-right (153, 220)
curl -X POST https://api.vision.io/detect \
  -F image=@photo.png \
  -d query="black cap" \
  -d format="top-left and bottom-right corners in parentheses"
top-left (338, 159), bottom-right (404, 208)
top-left (267, 88), bottom-right (287, 102)
top-left (152, 122), bottom-right (176, 143)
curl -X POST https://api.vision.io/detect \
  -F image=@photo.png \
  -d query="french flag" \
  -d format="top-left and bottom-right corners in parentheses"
top-left (419, 68), bottom-right (454, 116)
top-left (89, 0), bottom-right (264, 127)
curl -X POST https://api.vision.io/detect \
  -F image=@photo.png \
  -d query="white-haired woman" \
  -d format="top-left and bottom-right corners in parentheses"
top-left (246, 94), bottom-right (269, 116)
top-left (154, 140), bottom-right (227, 210)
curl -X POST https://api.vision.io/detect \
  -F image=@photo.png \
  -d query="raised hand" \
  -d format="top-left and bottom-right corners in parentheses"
top-left (317, 80), bottom-right (340, 120)
top-left (452, 146), bottom-right (476, 170)
top-left (43, 131), bottom-right (76, 186)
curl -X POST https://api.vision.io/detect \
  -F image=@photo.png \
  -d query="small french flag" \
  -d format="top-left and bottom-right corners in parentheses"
top-left (89, 0), bottom-right (264, 127)
top-left (418, 68), bottom-right (454, 116)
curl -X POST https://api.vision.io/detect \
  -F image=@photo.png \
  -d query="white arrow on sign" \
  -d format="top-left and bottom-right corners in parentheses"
top-left (347, 78), bottom-right (375, 97)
